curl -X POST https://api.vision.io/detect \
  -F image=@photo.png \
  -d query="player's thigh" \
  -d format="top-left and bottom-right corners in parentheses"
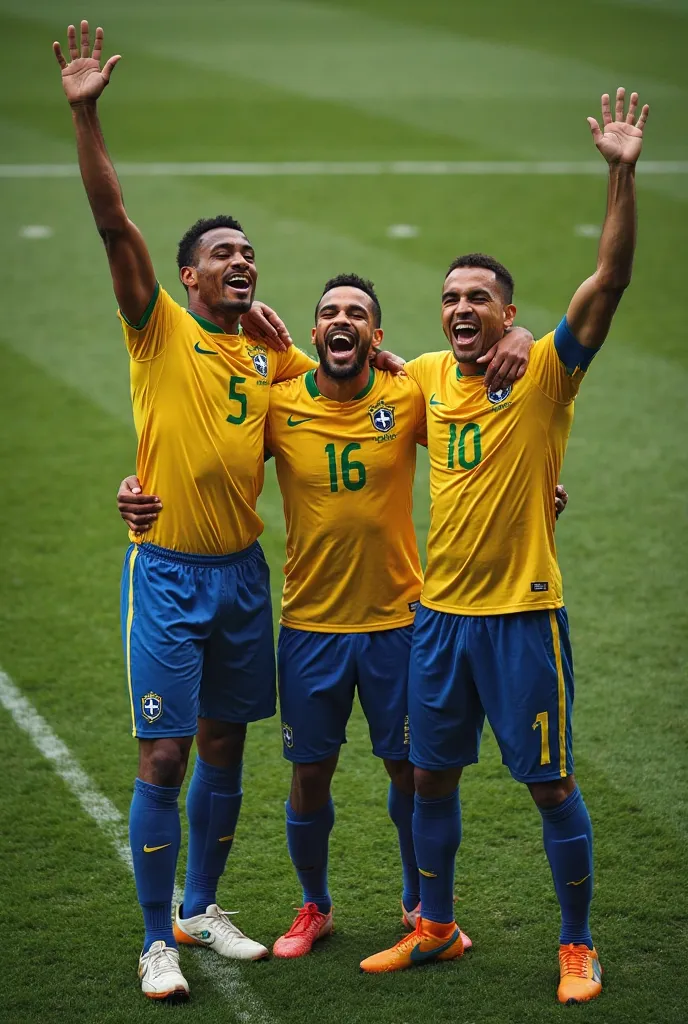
top-left (277, 627), bottom-right (357, 763)
top-left (120, 544), bottom-right (204, 739)
top-left (474, 608), bottom-right (574, 783)
top-left (200, 542), bottom-right (276, 724)
top-left (407, 605), bottom-right (484, 771)
top-left (356, 626), bottom-right (413, 760)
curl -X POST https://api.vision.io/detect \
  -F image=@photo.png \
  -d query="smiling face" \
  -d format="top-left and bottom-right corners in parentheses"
top-left (312, 286), bottom-right (383, 379)
top-left (441, 266), bottom-right (516, 363)
top-left (179, 227), bottom-right (257, 315)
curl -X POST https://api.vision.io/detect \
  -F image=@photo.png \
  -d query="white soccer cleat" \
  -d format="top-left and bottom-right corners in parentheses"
top-left (174, 903), bottom-right (269, 960)
top-left (138, 940), bottom-right (190, 1002)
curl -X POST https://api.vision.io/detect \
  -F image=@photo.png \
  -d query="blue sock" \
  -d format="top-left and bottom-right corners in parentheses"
top-left (540, 786), bottom-right (594, 948)
top-left (183, 757), bottom-right (243, 919)
top-left (285, 797), bottom-right (334, 914)
top-left (413, 791), bottom-right (461, 925)
top-left (388, 783), bottom-right (420, 913)
top-left (129, 778), bottom-right (181, 952)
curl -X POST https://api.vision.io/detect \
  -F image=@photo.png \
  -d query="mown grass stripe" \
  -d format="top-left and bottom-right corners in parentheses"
top-left (0, 667), bottom-right (278, 1024)
top-left (0, 160), bottom-right (686, 177)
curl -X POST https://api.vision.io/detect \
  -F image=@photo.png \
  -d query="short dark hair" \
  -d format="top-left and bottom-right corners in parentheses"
top-left (315, 273), bottom-right (382, 327)
top-left (177, 215), bottom-right (246, 274)
top-left (445, 253), bottom-right (514, 303)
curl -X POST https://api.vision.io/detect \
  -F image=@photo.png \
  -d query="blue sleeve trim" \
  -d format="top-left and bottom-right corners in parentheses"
top-left (553, 317), bottom-right (599, 374)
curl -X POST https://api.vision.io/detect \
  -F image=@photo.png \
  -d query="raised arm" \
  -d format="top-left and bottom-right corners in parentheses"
top-left (565, 88), bottom-right (649, 349)
top-left (53, 21), bottom-right (156, 325)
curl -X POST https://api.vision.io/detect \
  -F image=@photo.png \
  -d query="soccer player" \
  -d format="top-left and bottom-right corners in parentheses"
top-left (119, 279), bottom-right (568, 958)
top-left (52, 20), bottom-right (329, 1002)
top-left (359, 88), bottom-right (649, 1006)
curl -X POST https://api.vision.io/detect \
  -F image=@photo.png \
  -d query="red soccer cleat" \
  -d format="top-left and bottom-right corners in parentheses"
top-left (273, 903), bottom-right (334, 959)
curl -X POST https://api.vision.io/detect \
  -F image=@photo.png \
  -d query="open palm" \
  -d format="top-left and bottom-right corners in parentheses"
top-left (53, 21), bottom-right (121, 104)
top-left (588, 88), bottom-right (649, 166)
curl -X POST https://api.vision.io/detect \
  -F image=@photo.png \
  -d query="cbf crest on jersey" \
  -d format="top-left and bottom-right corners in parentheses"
top-left (369, 398), bottom-right (396, 433)
top-left (247, 344), bottom-right (268, 378)
top-left (487, 384), bottom-right (512, 405)
top-left (141, 692), bottom-right (163, 723)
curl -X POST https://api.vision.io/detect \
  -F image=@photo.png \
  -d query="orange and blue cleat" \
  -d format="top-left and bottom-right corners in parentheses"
top-left (402, 902), bottom-right (473, 951)
top-left (360, 917), bottom-right (464, 974)
top-left (557, 943), bottom-right (603, 1004)
top-left (273, 903), bottom-right (333, 959)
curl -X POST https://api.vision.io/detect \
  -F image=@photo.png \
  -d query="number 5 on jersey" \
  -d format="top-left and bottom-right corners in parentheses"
top-left (227, 376), bottom-right (247, 424)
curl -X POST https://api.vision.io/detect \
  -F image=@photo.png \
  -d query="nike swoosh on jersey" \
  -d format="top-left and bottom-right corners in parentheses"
top-left (429, 394), bottom-right (445, 406)
top-left (218, 835), bottom-right (234, 843)
top-left (287, 415), bottom-right (315, 427)
top-left (409, 927), bottom-right (460, 964)
top-left (143, 843), bottom-right (172, 853)
top-left (194, 341), bottom-right (218, 355)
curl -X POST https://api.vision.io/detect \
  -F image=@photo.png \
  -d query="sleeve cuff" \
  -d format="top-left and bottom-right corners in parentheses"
top-left (554, 316), bottom-right (599, 375)
top-left (120, 282), bottom-right (160, 330)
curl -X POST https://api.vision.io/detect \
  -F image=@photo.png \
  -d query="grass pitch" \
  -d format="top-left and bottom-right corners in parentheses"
top-left (0, 1), bottom-right (686, 1022)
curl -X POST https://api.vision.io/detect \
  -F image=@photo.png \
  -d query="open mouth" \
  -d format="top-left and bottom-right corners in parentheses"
top-left (224, 273), bottom-right (251, 294)
top-left (452, 321), bottom-right (480, 343)
top-left (326, 330), bottom-right (357, 357)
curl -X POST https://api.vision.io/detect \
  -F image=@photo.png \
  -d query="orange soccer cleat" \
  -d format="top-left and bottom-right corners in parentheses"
top-left (360, 917), bottom-right (464, 974)
top-left (402, 901), bottom-right (473, 951)
top-left (273, 903), bottom-right (334, 959)
top-left (557, 943), bottom-right (603, 1004)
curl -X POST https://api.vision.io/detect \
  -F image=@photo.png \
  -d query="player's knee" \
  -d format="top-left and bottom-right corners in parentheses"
top-left (138, 737), bottom-right (192, 788)
top-left (290, 758), bottom-right (336, 813)
top-left (384, 757), bottom-right (415, 796)
top-left (414, 765), bottom-right (462, 800)
top-left (196, 719), bottom-right (247, 767)
top-left (528, 774), bottom-right (577, 810)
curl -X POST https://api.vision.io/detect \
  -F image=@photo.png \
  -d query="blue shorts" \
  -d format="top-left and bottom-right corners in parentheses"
top-left (408, 605), bottom-right (574, 783)
top-left (277, 625), bottom-right (412, 763)
top-left (121, 542), bottom-right (276, 738)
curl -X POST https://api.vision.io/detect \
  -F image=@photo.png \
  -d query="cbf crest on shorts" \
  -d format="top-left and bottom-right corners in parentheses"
top-left (141, 692), bottom-right (163, 723)
top-left (282, 722), bottom-right (294, 748)
top-left (247, 344), bottom-right (268, 378)
top-left (369, 398), bottom-right (396, 433)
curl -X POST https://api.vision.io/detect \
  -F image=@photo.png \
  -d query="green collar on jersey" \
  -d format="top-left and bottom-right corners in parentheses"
top-left (455, 363), bottom-right (486, 379)
top-left (187, 309), bottom-right (243, 336)
top-left (305, 365), bottom-right (375, 401)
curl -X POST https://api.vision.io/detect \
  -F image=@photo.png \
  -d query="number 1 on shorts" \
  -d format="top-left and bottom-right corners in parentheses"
top-left (532, 711), bottom-right (551, 765)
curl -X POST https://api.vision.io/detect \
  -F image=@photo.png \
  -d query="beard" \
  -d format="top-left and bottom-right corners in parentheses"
top-left (217, 294), bottom-right (253, 314)
top-left (315, 338), bottom-right (371, 380)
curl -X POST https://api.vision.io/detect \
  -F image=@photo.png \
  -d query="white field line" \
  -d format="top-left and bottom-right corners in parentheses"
top-left (0, 668), bottom-right (277, 1024)
top-left (0, 160), bottom-right (687, 178)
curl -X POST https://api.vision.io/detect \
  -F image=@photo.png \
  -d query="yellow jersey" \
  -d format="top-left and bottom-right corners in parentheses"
top-left (119, 285), bottom-right (315, 555)
top-left (265, 367), bottom-right (426, 632)
top-left (406, 330), bottom-right (586, 615)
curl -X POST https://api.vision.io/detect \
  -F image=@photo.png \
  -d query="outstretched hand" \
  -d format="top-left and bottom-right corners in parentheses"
top-left (588, 87), bottom-right (649, 166)
top-left (53, 21), bottom-right (121, 105)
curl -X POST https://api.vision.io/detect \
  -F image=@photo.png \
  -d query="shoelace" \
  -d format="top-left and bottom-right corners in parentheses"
top-left (211, 907), bottom-right (244, 939)
top-left (560, 944), bottom-right (591, 978)
top-left (390, 919), bottom-right (424, 953)
top-left (147, 945), bottom-right (180, 980)
top-left (284, 903), bottom-right (326, 937)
